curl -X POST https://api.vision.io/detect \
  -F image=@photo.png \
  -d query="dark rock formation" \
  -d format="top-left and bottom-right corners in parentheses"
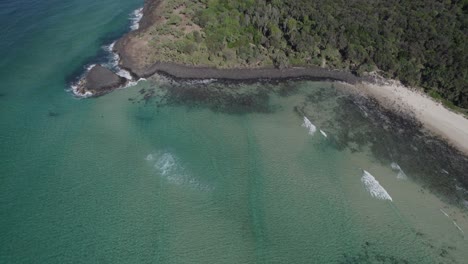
top-left (76, 65), bottom-right (127, 97)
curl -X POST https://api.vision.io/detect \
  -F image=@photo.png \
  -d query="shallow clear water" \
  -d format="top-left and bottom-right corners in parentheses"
top-left (1, 0), bottom-right (467, 263)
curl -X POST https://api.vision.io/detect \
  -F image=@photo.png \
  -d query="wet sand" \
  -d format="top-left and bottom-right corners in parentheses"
top-left (353, 80), bottom-right (468, 156)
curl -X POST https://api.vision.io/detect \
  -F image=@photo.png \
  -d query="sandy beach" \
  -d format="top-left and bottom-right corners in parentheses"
top-left (354, 80), bottom-right (468, 156)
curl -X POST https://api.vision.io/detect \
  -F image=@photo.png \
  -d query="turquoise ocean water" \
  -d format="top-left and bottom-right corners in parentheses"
top-left (1, 0), bottom-right (467, 263)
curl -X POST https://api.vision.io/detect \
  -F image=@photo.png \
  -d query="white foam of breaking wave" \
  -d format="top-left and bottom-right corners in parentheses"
top-left (145, 152), bottom-right (212, 191)
top-left (186, 79), bottom-right (217, 85)
top-left (68, 7), bottom-right (147, 98)
top-left (102, 42), bottom-right (120, 69)
top-left (320, 130), bottom-right (328, 138)
top-left (102, 42), bottom-right (140, 84)
top-left (130, 8), bottom-right (143, 31)
top-left (453, 221), bottom-right (465, 235)
top-left (440, 209), bottom-right (450, 218)
top-left (302, 116), bottom-right (317, 135)
top-left (116, 68), bottom-right (133, 80)
top-left (390, 162), bottom-right (408, 180)
top-left (155, 153), bottom-right (177, 176)
top-left (145, 154), bottom-right (154, 161)
top-left (102, 41), bottom-right (147, 89)
top-left (86, 64), bottom-right (96, 71)
top-left (118, 77), bottom-right (147, 90)
top-left (70, 83), bottom-right (93, 98)
top-left (361, 170), bottom-right (393, 201)
top-left (68, 64), bottom-right (97, 97)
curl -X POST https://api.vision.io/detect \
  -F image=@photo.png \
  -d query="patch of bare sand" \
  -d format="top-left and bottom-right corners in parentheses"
top-left (353, 80), bottom-right (468, 155)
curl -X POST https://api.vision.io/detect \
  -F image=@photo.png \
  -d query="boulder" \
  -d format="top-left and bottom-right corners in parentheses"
top-left (77, 65), bottom-right (127, 96)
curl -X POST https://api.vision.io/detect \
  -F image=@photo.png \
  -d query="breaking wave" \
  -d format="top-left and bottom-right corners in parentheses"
top-left (390, 162), bottom-right (408, 180)
top-left (68, 64), bottom-right (97, 98)
top-left (302, 116), bottom-right (317, 135)
top-left (130, 8), bottom-right (143, 31)
top-left (320, 130), bottom-right (328, 138)
top-left (361, 170), bottom-right (393, 201)
top-left (145, 152), bottom-right (212, 191)
top-left (68, 7), bottom-right (145, 97)
top-left (453, 221), bottom-right (465, 235)
top-left (101, 42), bottom-right (120, 70)
top-left (440, 209), bottom-right (450, 217)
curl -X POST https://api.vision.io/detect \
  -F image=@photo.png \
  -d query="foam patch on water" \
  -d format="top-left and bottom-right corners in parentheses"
top-left (102, 42), bottom-right (133, 80)
top-left (453, 221), bottom-right (465, 235)
top-left (145, 151), bottom-right (212, 191)
top-left (69, 83), bottom-right (93, 98)
top-left (102, 42), bottom-right (119, 69)
top-left (187, 79), bottom-right (217, 85)
top-left (68, 64), bottom-right (97, 97)
top-left (302, 116), bottom-right (317, 135)
top-left (102, 42), bottom-right (143, 86)
top-left (130, 8), bottom-right (143, 31)
top-left (320, 130), bottom-right (328, 138)
top-left (361, 170), bottom-right (393, 201)
top-left (390, 162), bottom-right (408, 180)
top-left (116, 68), bottom-right (133, 80)
top-left (86, 64), bottom-right (96, 71)
top-left (440, 209), bottom-right (450, 217)
top-left (68, 7), bottom-right (146, 97)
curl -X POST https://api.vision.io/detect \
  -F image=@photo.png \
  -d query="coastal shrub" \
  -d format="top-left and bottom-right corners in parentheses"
top-left (167, 14), bottom-right (182, 26)
top-left (271, 49), bottom-right (289, 69)
top-left (222, 49), bottom-right (236, 62)
top-left (205, 31), bottom-right (225, 53)
top-left (193, 31), bottom-right (203, 43)
top-left (147, 0), bottom-right (468, 108)
top-left (275, 1), bottom-right (466, 107)
top-left (182, 42), bottom-right (198, 55)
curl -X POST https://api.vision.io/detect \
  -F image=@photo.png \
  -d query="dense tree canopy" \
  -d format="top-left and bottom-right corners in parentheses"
top-left (192, 0), bottom-right (467, 108)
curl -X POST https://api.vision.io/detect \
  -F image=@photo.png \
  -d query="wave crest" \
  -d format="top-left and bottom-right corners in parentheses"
top-left (390, 162), bottom-right (408, 180)
top-left (145, 151), bottom-right (212, 191)
top-left (361, 170), bottom-right (393, 201)
top-left (302, 116), bottom-right (317, 135)
top-left (130, 8), bottom-right (143, 31)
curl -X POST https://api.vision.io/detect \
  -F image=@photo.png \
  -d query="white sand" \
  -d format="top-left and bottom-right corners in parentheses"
top-left (354, 80), bottom-right (468, 155)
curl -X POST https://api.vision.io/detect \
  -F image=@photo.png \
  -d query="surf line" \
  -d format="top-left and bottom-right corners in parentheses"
top-left (361, 170), bottom-right (393, 201)
top-left (453, 221), bottom-right (465, 235)
top-left (439, 209), bottom-right (465, 236)
top-left (70, 6), bottom-right (146, 98)
top-left (440, 209), bottom-right (450, 218)
top-left (302, 116), bottom-right (328, 138)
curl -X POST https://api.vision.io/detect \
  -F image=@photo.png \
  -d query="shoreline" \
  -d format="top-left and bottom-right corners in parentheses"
top-left (126, 62), bottom-right (371, 83)
top-left (74, 0), bottom-right (373, 97)
top-left (111, 0), bottom-right (371, 84)
top-left (352, 80), bottom-right (468, 156)
top-left (74, 0), bottom-right (468, 157)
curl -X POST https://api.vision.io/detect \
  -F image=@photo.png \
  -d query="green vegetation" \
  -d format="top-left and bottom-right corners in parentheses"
top-left (144, 0), bottom-right (468, 108)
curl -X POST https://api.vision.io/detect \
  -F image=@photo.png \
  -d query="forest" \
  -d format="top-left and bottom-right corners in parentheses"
top-left (148, 0), bottom-right (467, 108)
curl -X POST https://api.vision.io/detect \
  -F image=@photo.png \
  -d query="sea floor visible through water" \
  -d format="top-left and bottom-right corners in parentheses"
top-left (113, 78), bottom-right (468, 263)
top-left (1, 0), bottom-right (467, 263)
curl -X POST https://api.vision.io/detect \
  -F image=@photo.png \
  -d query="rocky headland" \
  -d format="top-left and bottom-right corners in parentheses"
top-left (74, 65), bottom-right (127, 97)
top-left (74, 0), bottom-right (468, 158)
top-left (76, 0), bottom-right (373, 96)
